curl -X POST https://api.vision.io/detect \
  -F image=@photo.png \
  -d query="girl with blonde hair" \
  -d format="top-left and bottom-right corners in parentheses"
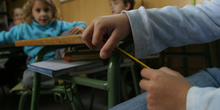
top-left (0, 0), bottom-right (87, 88)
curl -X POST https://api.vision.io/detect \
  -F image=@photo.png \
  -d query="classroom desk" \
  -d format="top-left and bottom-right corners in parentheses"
top-left (0, 44), bottom-right (23, 54)
top-left (14, 35), bottom-right (138, 110)
top-left (15, 35), bottom-right (85, 110)
top-left (0, 44), bottom-right (25, 97)
top-left (15, 34), bottom-right (84, 46)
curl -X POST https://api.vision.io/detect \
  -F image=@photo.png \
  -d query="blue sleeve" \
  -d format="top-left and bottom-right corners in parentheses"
top-left (59, 21), bottom-right (87, 32)
top-left (187, 86), bottom-right (220, 110)
top-left (124, 0), bottom-right (220, 58)
top-left (0, 25), bottom-right (20, 44)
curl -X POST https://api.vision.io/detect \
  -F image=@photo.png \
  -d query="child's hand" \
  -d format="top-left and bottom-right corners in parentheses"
top-left (82, 14), bottom-right (131, 59)
top-left (69, 26), bottom-right (85, 35)
top-left (139, 67), bottom-right (192, 110)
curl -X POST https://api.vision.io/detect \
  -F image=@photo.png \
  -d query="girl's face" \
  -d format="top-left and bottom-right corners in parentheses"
top-left (31, 0), bottom-right (53, 25)
top-left (110, 0), bottom-right (129, 14)
top-left (13, 8), bottom-right (23, 22)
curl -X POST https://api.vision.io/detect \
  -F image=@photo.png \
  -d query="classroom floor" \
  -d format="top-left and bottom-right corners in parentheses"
top-left (0, 85), bottom-right (108, 110)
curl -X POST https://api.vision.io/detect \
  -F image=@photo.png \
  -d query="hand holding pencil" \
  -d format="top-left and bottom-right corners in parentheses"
top-left (82, 14), bottom-right (131, 59)
top-left (82, 7), bottom-right (194, 110)
top-left (82, 13), bottom-right (149, 68)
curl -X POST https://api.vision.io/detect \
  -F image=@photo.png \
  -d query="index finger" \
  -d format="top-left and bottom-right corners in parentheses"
top-left (100, 30), bottom-right (122, 59)
top-left (158, 67), bottom-right (181, 76)
top-left (91, 20), bottom-right (108, 49)
top-left (141, 68), bottom-right (160, 80)
top-left (82, 22), bottom-right (96, 49)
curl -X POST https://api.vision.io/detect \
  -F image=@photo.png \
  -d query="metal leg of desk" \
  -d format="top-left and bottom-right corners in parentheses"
top-left (66, 84), bottom-right (78, 110)
top-left (120, 71), bottom-right (129, 101)
top-left (29, 45), bottom-right (133, 109)
top-left (19, 91), bottom-right (32, 110)
top-left (31, 72), bottom-right (41, 110)
top-left (131, 66), bottom-right (140, 95)
top-left (30, 47), bottom-right (47, 110)
top-left (71, 50), bottom-right (123, 108)
top-left (107, 51), bottom-right (122, 108)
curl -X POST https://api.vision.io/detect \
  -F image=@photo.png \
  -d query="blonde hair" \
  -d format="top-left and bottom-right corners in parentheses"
top-left (23, 0), bottom-right (60, 24)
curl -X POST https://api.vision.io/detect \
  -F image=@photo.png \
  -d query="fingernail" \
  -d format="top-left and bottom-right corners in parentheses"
top-left (101, 52), bottom-right (108, 59)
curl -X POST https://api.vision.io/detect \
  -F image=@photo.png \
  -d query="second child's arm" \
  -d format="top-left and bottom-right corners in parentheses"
top-left (60, 21), bottom-right (87, 34)
top-left (69, 26), bottom-right (85, 35)
top-left (0, 25), bottom-right (20, 45)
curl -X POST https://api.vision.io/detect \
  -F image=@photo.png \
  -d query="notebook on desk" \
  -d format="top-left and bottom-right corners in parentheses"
top-left (27, 59), bottom-right (103, 77)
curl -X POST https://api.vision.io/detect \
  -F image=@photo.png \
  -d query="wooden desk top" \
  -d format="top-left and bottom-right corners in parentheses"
top-left (15, 35), bottom-right (84, 47)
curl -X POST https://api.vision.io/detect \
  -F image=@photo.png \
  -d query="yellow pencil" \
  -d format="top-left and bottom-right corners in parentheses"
top-left (115, 46), bottom-right (150, 68)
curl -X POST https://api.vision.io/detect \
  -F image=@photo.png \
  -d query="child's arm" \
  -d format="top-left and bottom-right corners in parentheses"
top-left (0, 25), bottom-right (20, 45)
top-left (69, 26), bottom-right (85, 35)
top-left (60, 21), bottom-right (87, 34)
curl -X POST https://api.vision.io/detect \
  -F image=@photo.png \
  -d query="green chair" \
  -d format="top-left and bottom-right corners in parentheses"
top-left (10, 45), bottom-right (86, 110)
top-left (9, 82), bottom-right (69, 110)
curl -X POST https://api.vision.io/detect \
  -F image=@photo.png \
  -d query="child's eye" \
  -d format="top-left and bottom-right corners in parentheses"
top-left (113, 2), bottom-right (118, 5)
top-left (44, 8), bottom-right (49, 12)
top-left (36, 9), bottom-right (41, 12)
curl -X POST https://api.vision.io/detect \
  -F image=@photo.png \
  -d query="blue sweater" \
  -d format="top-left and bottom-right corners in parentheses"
top-left (124, 0), bottom-right (220, 109)
top-left (125, 2), bottom-right (220, 58)
top-left (0, 20), bottom-right (87, 63)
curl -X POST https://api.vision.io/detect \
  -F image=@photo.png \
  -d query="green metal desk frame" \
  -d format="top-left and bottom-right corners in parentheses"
top-left (30, 43), bottom-right (139, 110)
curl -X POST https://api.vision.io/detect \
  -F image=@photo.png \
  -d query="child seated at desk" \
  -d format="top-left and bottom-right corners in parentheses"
top-left (0, 0), bottom-right (87, 89)
top-left (8, 7), bottom-right (23, 30)
top-left (110, 0), bottom-right (135, 14)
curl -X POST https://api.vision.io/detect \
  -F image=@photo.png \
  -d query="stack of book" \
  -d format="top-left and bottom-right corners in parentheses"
top-left (28, 59), bottom-right (103, 77)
